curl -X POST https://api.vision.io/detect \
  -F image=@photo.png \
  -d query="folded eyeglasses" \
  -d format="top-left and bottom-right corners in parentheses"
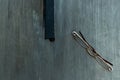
top-left (72, 31), bottom-right (113, 71)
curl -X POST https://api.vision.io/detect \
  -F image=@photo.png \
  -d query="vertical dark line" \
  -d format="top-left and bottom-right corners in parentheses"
top-left (44, 0), bottom-right (55, 42)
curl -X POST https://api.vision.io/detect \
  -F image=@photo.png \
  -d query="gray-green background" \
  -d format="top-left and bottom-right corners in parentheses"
top-left (0, 0), bottom-right (119, 80)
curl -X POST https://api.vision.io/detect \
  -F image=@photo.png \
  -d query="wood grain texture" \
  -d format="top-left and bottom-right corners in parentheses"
top-left (0, 0), bottom-right (120, 80)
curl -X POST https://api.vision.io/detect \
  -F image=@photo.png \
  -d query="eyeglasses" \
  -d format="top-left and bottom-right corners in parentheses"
top-left (72, 31), bottom-right (113, 71)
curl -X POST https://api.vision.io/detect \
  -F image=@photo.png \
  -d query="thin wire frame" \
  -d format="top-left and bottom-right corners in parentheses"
top-left (72, 31), bottom-right (113, 71)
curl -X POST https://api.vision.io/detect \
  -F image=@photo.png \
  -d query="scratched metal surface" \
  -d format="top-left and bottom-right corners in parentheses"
top-left (0, 0), bottom-right (119, 80)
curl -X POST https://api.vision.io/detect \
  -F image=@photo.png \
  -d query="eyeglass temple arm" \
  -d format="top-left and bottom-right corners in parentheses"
top-left (78, 31), bottom-right (93, 47)
top-left (102, 57), bottom-right (113, 66)
top-left (95, 52), bottom-right (113, 66)
top-left (95, 55), bottom-right (113, 71)
top-left (78, 31), bottom-right (87, 42)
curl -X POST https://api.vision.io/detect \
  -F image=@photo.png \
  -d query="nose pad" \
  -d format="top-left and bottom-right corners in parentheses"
top-left (72, 31), bottom-right (87, 49)
top-left (86, 47), bottom-right (95, 57)
top-left (72, 31), bottom-right (77, 36)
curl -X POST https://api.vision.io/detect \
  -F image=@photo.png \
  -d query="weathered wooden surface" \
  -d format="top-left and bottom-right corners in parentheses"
top-left (0, 0), bottom-right (120, 80)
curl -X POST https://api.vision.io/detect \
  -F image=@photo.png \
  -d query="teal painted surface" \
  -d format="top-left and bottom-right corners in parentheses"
top-left (0, 0), bottom-right (119, 80)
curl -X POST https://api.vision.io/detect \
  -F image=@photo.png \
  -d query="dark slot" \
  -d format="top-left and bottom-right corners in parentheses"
top-left (43, 0), bottom-right (55, 42)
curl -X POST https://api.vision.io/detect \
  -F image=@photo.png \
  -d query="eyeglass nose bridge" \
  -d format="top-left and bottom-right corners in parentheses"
top-left (86, 47), bottom-right (98, 57)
